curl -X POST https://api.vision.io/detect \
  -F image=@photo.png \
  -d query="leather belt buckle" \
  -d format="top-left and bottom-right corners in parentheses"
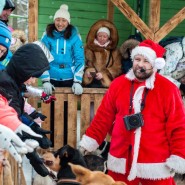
top-left (59, 64), bottom-right (65, 68)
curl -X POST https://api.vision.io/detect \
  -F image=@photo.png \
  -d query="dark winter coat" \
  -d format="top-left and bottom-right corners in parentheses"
top-left (83, 19), bottom-right (122, 88)
top-left (0, 43), bottom-right (50, 116)
top-left (119, 38), bottom-right (140, 74)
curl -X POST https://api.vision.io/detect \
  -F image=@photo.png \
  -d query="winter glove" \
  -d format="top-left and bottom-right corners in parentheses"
top-left (0, 124), bottom-right (28, 163)
top-left (72, 82), bottom-right (83, 95)
top-left (26, 150), bottom-right (50, 177)
top-left (42, 81), bottom-right (55, 95)
top-left (29, 110), bottom-right (47, 121)
top-left (15, 124), bottom-right (41, 153)
top-left (41, 92), bottom-right (56, 104)
top-left (15, 123), bottom-right (42, 138)
top-left (30, 123), bottom-right (52, 149)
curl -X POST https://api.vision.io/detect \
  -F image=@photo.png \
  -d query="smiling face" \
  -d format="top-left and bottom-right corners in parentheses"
top-left (132, 54), bottom-right (154, 81)
top-left (0, 8), bottom-right (12, 21)
top-left (54, 17), bottom-right (69, 32)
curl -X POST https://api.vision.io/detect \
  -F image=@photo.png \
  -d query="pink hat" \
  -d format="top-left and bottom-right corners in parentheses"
top-left (131, 39), bottom-right (166, 69)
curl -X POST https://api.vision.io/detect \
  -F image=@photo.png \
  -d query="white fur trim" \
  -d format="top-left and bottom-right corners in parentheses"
top-left (128, 127), bottom-right (142, 181)
top-left (79, 135), bottom-right (99, 152)
top-left (107, 154), bottom-right (174, 179)
top-left (131, 46), bottom-right (157, 66)
top-left (137, 162), bottom-right (175, 179)
top-left (133, 86), bottom-right (145, 113)
top-left (107, 153), bottom-right (126, 174)
top-left (166, 155), bottom-right (185, 174)
top-left (125, 69), bottom-right (156, 89)
top-left (154, 58), bottom-right (165, 69)
top-left (127, 85), bottom-right (144, 180)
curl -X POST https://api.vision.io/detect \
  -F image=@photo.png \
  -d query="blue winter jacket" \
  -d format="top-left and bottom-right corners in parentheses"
top-left (41, 27), bottom-right (85, 83)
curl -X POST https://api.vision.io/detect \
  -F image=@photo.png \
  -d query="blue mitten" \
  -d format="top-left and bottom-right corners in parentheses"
top-left (72, 82), bottom-right (83, 95)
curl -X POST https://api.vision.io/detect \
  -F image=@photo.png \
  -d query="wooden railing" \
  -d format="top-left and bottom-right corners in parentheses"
top-left (0, 152), bottom-right (26, 185)
top-left (41, 87), bottom-right (107, 150)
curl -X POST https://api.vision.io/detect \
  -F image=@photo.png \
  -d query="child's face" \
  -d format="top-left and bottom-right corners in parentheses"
top-left (96, 32), bottom-right (109, 45)
top-left (24, 77), bottom-right (36, 85)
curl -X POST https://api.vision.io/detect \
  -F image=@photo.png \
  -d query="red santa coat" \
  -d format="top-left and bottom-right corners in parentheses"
top-left (80, 69), bottom-right (185, 181)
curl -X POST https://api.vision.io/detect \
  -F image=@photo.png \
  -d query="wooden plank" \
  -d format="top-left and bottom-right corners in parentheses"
top-left (107, 0), bottom-right (114, 22)
top-left (80, 94), bottom-right (91, 137)
top-left (41, 102), bottom-right (51, 139)
top-left (149, 0), bottom-right (160, 32)
top-left (54, 87), bottom-right (107, 94)
top-left (111, 0), bottom-right (154, 40)
top-left (155, 7), bottom-right (185, 42)
top-left (94, 94), bottom-right (104, 115)
top-left (67, 94), bottom-right (78, 147)
top-left (54, 94), bottom-right (65, 149)
top-left (28, 0), bottom-right (38, 42)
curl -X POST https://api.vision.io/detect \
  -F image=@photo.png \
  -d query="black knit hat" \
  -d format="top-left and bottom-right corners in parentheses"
top-left (3, 0), bottom-right (15, 11)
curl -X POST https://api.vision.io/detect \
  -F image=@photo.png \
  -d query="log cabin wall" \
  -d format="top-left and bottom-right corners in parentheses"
top-left (34, 0), bottom-right (185, 45)
top-left (37, 0), bottom-right (136, 46)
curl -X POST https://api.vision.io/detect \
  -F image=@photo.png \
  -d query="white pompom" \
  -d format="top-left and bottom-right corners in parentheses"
top-left (60, 4), bottom-right (68, 11)
top-left (154, 58), bottom-right (165, 69)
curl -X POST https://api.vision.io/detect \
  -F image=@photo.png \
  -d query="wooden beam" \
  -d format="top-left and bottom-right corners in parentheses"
top-left (107, 0), bottom-right (114, 22)
top-left (111, 0), bottom-right (154, 40)
top-left (149, 0), bottom-right (160, 33)
top-left (28, 0), bottom-right (38, 42)
top-left (155, 7), bottom-right (185, 42)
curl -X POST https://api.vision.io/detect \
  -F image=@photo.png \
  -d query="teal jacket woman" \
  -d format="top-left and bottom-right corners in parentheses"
top-left (41, 4), bottom-right (85, 95)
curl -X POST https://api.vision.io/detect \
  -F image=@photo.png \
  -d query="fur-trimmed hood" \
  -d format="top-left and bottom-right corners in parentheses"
top-left (86, 19), bottom-right (119, 52)
top-left (120, 39), bottom-right (140, 59)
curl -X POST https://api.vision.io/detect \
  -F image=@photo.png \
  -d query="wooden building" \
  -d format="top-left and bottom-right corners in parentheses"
top-left (29, 0), bottom-right (185, 45)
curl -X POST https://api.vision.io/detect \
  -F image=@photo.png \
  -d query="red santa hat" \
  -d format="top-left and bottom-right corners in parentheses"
top-left (131, 39), bottom-right (166, 69)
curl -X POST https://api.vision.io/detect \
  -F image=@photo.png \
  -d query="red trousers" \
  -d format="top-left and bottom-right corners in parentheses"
top-left (108, 170), bottom-right (176, 185)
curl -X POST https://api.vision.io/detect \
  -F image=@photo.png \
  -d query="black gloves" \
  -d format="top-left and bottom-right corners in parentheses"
top-left (30, 123), bottom-right (52, 149)
top-left (20, 112), bottom-right (52, 149)
top-left (29, 110), bottom-right (47, 121)
top-left (26, 150), bottom-right (50, 177)
top-left (17, 131), bottom-right (50, 177)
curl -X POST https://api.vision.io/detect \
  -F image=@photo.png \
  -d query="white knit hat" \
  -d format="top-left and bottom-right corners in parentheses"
top-left (54, 4), bottom-right (70, 23)
top-left (97, 27), bottom-right (110, 37)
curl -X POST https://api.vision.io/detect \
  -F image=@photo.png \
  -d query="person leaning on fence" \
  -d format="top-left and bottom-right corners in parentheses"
top-left (41, 4), bottom-right (85, 95)
top-left (79, 39), bottom-right (185, 185)
top-left (0, 43), bottom-right (54, 176)
top-left (0, 0), bottom-right (43, 165)
top-left (83, 19), bottom-right (122, 88)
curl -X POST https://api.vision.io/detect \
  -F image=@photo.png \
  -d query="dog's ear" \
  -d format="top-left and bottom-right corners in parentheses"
top-left (68, 162), bottom-right (90, 177)
top-left (55, 145), bottom-right (75, 159)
